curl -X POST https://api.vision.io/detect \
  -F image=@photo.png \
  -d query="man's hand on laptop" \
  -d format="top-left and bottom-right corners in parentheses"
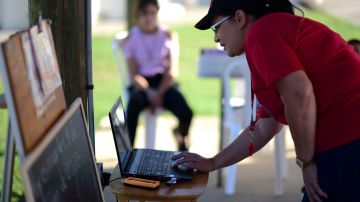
top-left (171, 152), bottom-right (215, 173)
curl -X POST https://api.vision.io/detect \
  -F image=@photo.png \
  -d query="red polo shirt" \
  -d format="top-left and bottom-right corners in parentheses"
top-left (245, 13), bottom-right (360, 152)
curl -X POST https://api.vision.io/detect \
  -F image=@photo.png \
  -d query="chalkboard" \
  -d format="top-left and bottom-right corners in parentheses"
top-left (22, 98), bottom-right (104, 202)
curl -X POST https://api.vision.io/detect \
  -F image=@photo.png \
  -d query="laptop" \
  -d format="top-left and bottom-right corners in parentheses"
top-left (109, 96), bottom-right (194, 182)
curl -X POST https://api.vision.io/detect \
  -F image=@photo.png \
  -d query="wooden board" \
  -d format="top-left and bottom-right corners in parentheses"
top-left (0, 21), bottom-right (66, 156)
top-left (22, 98), bottom-right (104, 202)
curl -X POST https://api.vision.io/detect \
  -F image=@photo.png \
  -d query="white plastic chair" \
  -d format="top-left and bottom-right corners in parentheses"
top-left (222, 54), bottom-right (251, 195)
top-left (111, 31), bottom-right (179, 149)
top-left (222, 53), bottom-right (287, 195)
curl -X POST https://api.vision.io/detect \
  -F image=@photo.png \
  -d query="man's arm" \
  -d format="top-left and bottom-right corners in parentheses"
top-left (275, 70), bottom-right (327, 201)
top-left (157, 31), bottom-right (175, 96)
top-left (173, 117), bottom-right (282, 172)
top-left (157, 52), bottom-right (175, 96)
top-left (212, 117), bottom-right (282, 169)
top-left (275, 70), bottom-right (316, 162)
top-left (126, 58), bottom-right (149, 90)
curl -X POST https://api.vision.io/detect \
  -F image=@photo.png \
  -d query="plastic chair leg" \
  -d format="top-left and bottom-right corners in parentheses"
top-left (144, 111), bottom-right (157, 149)
top-left (274, 129), bottom-right (286, 196)
top-left (224, 165), bottom-right (237, 195)
top-left (224, 125), bottom-right (241, 195)
top-left (279, 130), bottom-right (288, 180)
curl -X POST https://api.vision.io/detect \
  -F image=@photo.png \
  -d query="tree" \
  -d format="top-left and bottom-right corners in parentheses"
top-left (28, 0), bottom-right (88, 109)
top-left (127, 0), bottom-right (139, 30)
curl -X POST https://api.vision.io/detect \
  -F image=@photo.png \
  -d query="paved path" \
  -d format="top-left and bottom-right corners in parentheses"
top-left (316, 0), bottom-right (360, 26)
top-left (1, 2), bottom-right (359, 39)
top-left (93, 1), bottom-right (360, 36)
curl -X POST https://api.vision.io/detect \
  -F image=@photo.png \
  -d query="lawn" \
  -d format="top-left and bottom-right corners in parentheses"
top-left (92, 19), bottom-right (218, 127)
top-left (0, 8), bottom-right (360, 201)
top-left (92, 8), bottom-right (360, 127)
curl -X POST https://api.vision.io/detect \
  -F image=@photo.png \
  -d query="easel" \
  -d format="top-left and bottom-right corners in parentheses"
top-left (1, 118), bottom-right (15, 202)
top-left (0, 28), bottom-right (16, 202)
top-left (0, 11), bottom-right (105, 200)
top-left (0, 16), bottom-right (66, 201)
top-left (0, 38), bottom-right (16, 201)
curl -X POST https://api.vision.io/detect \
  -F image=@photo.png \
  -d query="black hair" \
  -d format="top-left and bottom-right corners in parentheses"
top-left (137, 0), bottom-right (159, 12)
top-left (348, 39), bottom-right (360, 45)
top-left (221, 0), bottom-right (302, 19)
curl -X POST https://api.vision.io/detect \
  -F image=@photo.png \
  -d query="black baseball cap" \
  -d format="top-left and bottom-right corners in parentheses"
top-left (195, 0), bottom-right (265, 30)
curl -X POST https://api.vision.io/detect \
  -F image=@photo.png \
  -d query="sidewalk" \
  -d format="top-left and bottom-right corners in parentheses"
top-left (315, 0), bottom-right (360, 26)
top-left (91, 1), bottom-right (360, 36)
top-left (1, 2), bottom-right (359, 40)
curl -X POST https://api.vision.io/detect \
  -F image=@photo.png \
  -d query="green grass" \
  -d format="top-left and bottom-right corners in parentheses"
top-left (92, 9), bottom-right (360, 126)
top-left (171, 24), bottom-right (221, 115)
top-left (92, 22), bottom-right (219, 126)
top-left (304, 9), bottom-right (360, 40)
top-left (1, 9), bottom-right (360, 201)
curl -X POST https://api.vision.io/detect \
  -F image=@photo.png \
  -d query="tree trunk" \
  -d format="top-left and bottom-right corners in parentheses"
top-left (28, 0), bottom-right (88, 111)
top-left (127, 0), bottom-right (139, 30)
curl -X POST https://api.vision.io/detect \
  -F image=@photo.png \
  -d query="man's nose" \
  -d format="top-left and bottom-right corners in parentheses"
top-left (214, 33), bottom-right (220, 43)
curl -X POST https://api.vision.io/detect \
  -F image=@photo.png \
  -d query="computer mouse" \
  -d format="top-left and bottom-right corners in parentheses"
top-left (171, 157), bottom-right (190, 171)
top-left (177, 163), bottom-right (191, 172)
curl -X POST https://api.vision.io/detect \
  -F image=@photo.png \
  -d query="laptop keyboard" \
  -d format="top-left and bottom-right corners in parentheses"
top-left (137, 150), bottom-right (172, 177)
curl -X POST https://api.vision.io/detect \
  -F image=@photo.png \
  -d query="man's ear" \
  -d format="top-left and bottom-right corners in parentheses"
top-left (234, 9), bottom-right (247, 28)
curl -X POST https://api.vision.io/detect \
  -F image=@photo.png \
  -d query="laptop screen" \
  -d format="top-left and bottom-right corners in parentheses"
top-left (109, 97), bottom-right (132, 176)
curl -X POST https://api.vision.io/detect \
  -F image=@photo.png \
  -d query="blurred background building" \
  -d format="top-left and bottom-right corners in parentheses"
top-left (0, 0), bottom-right (28, 29)
top-left (0, 0), bottom-right (337, 31)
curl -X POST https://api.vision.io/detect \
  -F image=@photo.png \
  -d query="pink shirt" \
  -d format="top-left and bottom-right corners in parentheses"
top-left (122, 26), bottom-right (173, 77)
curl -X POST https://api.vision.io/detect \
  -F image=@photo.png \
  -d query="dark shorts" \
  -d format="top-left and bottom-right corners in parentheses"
top-left (302, 138), bottom-right (360, 202)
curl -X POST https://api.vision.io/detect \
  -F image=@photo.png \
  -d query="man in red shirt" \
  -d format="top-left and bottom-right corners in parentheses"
top-left (172, 0), bottom-right (360, 201)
